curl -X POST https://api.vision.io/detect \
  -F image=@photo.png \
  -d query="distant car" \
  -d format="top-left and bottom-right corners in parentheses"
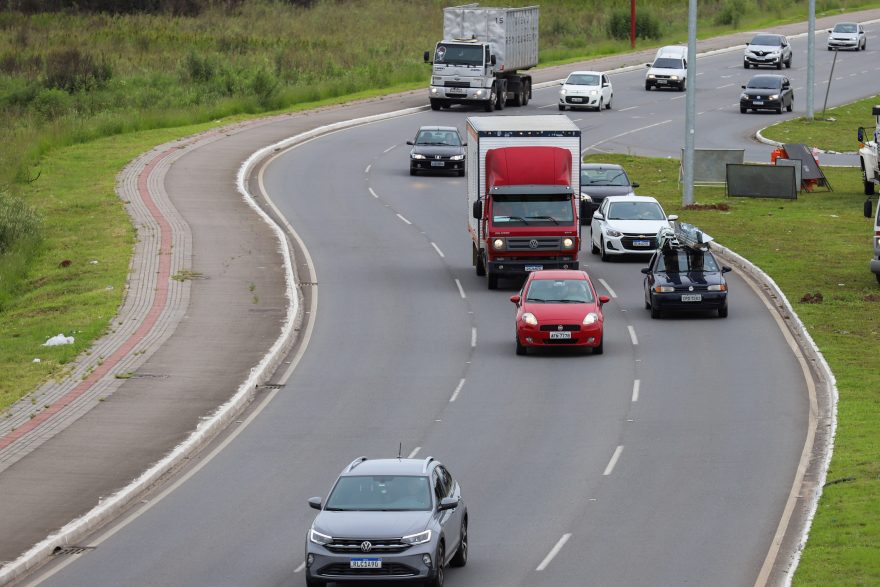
top-left (579, 163), bottom-right (639, 222)
top-left (645, 54), bottom-right (687, 91)
top-left (559, 70), bottom-right (613, 111)
top-left (744, 33), bottom-right (792, 69)
top-left (305, 456), bottom-right (467, 587)
top-left (407, 126), bottom-right (466, 176)
top-left (590, 195), bottom-right (677, 261)
top-left (510, 269), bottom-right (610, 355)
top-left (642, 245), bottom-right (731, 318)
top-left (827, 22), bottom-right (867, 51)
top-left (740, 74), bottom-right (793, 114)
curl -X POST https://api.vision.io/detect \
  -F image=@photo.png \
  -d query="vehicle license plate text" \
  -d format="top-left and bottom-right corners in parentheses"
top-left (570, 97), bottom-right (583, 103)
top-left (753, 100), bottom-right (764, 105)
top-left (633, 240), bottom-right (651, 247)
top-left (549, 331), bottom-right (572, 339)
top-left (525, 265), bottom-right (543, 272)
top-left (681, 294), bottom-right (702, 302)
top-left (431, 161), bottom-right (445, 167)
top-left (350, 558), bottom-right (382, 569)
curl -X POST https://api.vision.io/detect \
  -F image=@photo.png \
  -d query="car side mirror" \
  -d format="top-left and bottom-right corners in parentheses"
top-left (640, 267), bottom-right (651, 274)
top-left (438, 497), bottom-right (459, 511)
top-left (308, 497), bottom-right (322, 510)
top-left (741, 85), bottom-right (747, 89)
top-left (858, 127), bottom-right (865, 142)
top-left (424, 50), bottom-right (431, 63)
top-left (632, 182), bottom-right (639, 188)
top-left (645, 63), bottom-right (651, 67)
top-left (462, 142), bottom-right (467, 147)
top-left (668, 214), bottom-right (679, 222)
top-left (593, 211), bottom-right (603, 220)
top-left (827, 28), bottom-right (832, 33)
top-left (598, 295), bottom-right (611, 305)
top-left (510, 294), bottom-right (521, 304)
top-left (865, 199), bottom-right (873, 218)
top-left (722, 266), bottom-right (732, 274)
top-left (406, 140), bottom-right (414, 146)
top-left (473, 200), bottom-right (483, 220)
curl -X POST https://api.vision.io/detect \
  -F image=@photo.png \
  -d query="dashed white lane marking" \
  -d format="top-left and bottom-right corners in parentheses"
top-left (365, 164), bottom-right (371, 173)
top-left (598, 278), bottom-right (617, 298)
top-left (471, 327), bottom-right (477, 347)
top-left (672, 94), bottom-right (686, 100)
top-left (632, 379), bottom-right (640, 402)
top-left (383, 145), bottom-right (396, 153)
top-left (454, 278), bottom-right (466, 299)
top-left (369, 187), bottom-right (379, 198)
top-left (396, 213), bottom-right (412, 225)
top-left (449, 378), bottom-right (466, 402)
top-left (408, 446), bottom-right (421, 458)
top-left (717, 83), bottom-right (734, 89)
top-left (628, 325), bottom-right (639, 346)
top-left (431, 242), bottom-right (445, 258)
top-left (604, 445), bottom-right (624, 476)
top-left (294, 562), bottom-right (305, 573)
top-left (537, 103), bottom-right (557, 109)
top-left (572, 118), bottom-right (583, 122)
top-left (619, 106), bottom-right (637, 112)
top-left (536, 533), bottom-right (572, 571)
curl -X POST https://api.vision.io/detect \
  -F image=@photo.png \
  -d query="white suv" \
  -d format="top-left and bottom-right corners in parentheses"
top-left (590, 195), bottom-right (677, 261)
top-left (744, 33), bottom-right (792, 69)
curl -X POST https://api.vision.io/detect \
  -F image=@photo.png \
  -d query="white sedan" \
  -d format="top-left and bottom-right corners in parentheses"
top-left (559, 70), bottom-right (612, 111)
top-left (590, 195), bottom-right (677, 261)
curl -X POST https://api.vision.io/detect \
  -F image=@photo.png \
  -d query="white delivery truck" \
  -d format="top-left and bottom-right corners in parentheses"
top-left (467, 115), bottom-right (582, 289)
top-left (424, 4), bottom-right (539, 112)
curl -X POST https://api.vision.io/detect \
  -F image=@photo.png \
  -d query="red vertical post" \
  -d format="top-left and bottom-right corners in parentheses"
top-left (630, 0), bottom-right (636, 49)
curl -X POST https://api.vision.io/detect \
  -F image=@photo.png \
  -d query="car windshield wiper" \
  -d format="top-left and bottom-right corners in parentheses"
top-left (543, 299), bottom-right (578, 303)
top-left (526, 215), bottom-right (559, 224)
top-left (526, 297), bottom-right (545, 302)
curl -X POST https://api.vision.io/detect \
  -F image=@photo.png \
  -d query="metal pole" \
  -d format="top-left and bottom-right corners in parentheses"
top-left (683, 0), bottom-right (696, 206)
top-left (823, 48), bottom-right (838, 115)
top-left (807, 0), bottom-right (815, 119)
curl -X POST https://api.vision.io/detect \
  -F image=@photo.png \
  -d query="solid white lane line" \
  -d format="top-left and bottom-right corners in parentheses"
top-left (369, 187), bottom-right (379, 198)
top-left (396, 214), bottom-right (412, 225)
top-left (598, 278), bottom-right (617, 298)
top-left (454, 278), bottom-right (466, 299)
top-left (632, 379), bottom-right (640, 402)
top-left (536, 534), bottom-right (572, 571)
top-left (294, 563), bottom-right (305, 573)
top-left (471, 327), bottom-right (477, 347)
top-left (628, 325), bottom-right (638, 345)
top-left (584, 119), bottom-right (671, 152)
top-left (383, 145), bottom-right (396, 153)
top-left (604, 445), bottom-right (624, 476)
top-left (408, 446), bottom-right (421, 458)
top-left (619, 106), bottom-right (637, 112)
top-left (449, 379), bottom-right (466, 402)
top-left (431, 242), bottom-right (445, 258)
top-left (365, 164), bottom-right (371, 173)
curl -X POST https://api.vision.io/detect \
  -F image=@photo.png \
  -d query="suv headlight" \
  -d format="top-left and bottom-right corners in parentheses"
top-left (769, 94), bottom-right (779, 100)
top-left (310, 528), bottom-right (332, 545)
top-left (583, 312), bottom-right (599, 325)
top-left (740, 93), bottom-right (748, 100)
top-left (402, 530), bottom-right (432, 545)
top-left (521, 312), bottom-right (538, 326)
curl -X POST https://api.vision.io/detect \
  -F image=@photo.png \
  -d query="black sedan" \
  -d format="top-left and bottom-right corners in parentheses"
top-left (579, 163), bottom-right (639, 223)
top-left (642, 247), bottom-right (731, 318)
top-left (407, 125), bottom-right (466, 176)
top-left (740, 74), bottom-right (793, 114)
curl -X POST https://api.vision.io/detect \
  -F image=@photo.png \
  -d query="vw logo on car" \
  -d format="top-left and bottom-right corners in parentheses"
top-left (360, 541), bottom-right (372, 553)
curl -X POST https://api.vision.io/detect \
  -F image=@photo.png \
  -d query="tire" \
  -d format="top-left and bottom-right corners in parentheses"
top-left (862, 40), bottom-right (867, 51)
top-left (487, 272), bottom-right (498, 290)
top-left (410, 167), bottom-right (417, 176)
top-left (450, 519), bottom-right (468, 567)
top-left (426, 543), bottom-right (445, 587)
top-left (718, 303), bottom-right (728, 318)
top-left (863, 162), bottom-right (876, 195)
top-left (744, 61), bottom-right (749, 69)
top-left (600, 241), bottom-right (610, 262)
top-left (785, 56), bottom-right (792, 68)
top-left (474, 246), bottom-right (486, 276)
top-left (679, 81), bottom-right (686, 92)
top-left (484, 92), bottom-right (495, 112)
top-left (593, 336), bottom-right (604, 355)
top-left (458, 170), bottom-right (465, 177)
top-left (496, 88), bottom-right (505, 110)
top-left (776, 60), bottom-right (782, 70)
top-left (740, 105), bottom-right (747, 113)
top-left (597, 98), bottom-right (603, 111)
top-left (591, 234), bottom-right (599, 255)
top-left (430, 100), bottom-right (441, 111)
top-left (650, 302), bottom-right (661, 319)
top-left (558, 104), bottom-right (565, 111)
top-left (645, 82), bottom-right (652, 91)
top-left (513, 89), bottom-right (523, 107)
top-left (827, 46), bottom-right (833, 51)
top-left (305, 576), bottom-right (325, 587)
top-left (515, 337), bottom-right (527, 356)
top-left (776, 106), bottom-right (783, 114)
top-left (606, 95), bottom-right (612, 110)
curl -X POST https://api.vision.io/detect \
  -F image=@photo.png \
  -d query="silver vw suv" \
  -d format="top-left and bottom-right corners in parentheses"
top-left (304, 456), bottom-right (467, 586)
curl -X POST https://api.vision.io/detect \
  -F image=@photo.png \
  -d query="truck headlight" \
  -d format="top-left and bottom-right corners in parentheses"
top-left (562, 238), bottom-right (574, 249)
top-left (522, 312), bottom-right (538, 326)
top-left (583, 312), bottom-right (599, 325)
top-left (430, 87), bottom-right (439, 95)
top-left (492, 238), bottom-right (506, 250)
top-left (475, 89), bottom-right (484, 97)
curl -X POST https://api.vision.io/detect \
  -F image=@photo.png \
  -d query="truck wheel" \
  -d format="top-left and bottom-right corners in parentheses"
top-left (496, 90), bottom-right (505, 110)
top-left (430, 100), bottom-right (441, 111)
top-left (487, 272), bottom-right (498, 290)
top-left (474, 246), bottom-right (486, 276)
top-left (522, 81), bottom-right (531, 105)
top-left (862, 163), bottom-right (875, 195)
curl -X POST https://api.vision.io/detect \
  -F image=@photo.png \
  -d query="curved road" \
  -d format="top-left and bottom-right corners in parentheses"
top-left (28, 20), bottom-right (879, 587)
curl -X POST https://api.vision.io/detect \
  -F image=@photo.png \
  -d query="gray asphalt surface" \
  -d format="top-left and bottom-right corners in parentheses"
top-left (5, 8), bottom-right (878, 587)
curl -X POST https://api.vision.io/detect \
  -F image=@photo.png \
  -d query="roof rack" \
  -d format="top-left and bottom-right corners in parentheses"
top-left (346, 456), bottom-right (368, 472)
top-left (422, 456), bottom-right (436, 473)
top-left (658, 221), bottom-right (713, 252)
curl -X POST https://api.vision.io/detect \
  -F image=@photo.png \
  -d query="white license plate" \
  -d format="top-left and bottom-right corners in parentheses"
top-left (753, 100), bottom-right (764, 105)
top-left (657, 80), bottom-right (667, 84)
top-left (350, 558), bottom-right (382, 569)
top-left (681, 294), bottom-right (702, 302)
top-left (524, 265), bottom-right (543, 272)
top-left (633, 240), bottom-right (651, 247)
top-left (549, 331), bottom-right (572, 339)
top-left (430, 161), bottom-right (445, 167)
top-left (447, 88), bottom-right (465, 94)
top-left (570, 97), bottom-right (583, 103)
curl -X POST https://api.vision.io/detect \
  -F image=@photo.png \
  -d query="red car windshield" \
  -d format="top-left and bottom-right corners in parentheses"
top-left (526, 279), bottom-right (594, 303)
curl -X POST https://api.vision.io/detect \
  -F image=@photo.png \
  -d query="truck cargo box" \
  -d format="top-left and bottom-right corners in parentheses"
top-left (443, 5), bottom-right (539, 72)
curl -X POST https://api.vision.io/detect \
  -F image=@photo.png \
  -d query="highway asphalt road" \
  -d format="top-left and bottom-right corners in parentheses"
top-left (27, 22), bottom-right (878, 587)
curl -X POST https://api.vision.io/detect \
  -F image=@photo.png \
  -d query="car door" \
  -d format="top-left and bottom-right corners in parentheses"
top-left (601, 74), bottom-right (612, 104)
top-left (432, 468), bottom-right (456, 562)
top-left (438, 466), bottom-right (463, 553)
top-left (590, 199), bottom-right (608, 248)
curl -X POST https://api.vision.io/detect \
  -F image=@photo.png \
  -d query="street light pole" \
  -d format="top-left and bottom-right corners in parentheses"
top-left (683, 0), bottom-right (696, 205)
top-left (807, 0), bottom-right (815, 119)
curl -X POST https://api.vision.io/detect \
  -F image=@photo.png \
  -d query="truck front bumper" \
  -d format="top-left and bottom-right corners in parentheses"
top-left (489, 258), bottom-right (580, 276)
top-left (429, 86), bottom-right (492, 102)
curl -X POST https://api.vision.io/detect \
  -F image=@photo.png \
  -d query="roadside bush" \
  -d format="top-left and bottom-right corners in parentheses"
top-left (44, 48), bottom-right (112, 93)
top-left (607, 9), bottom-right (662, 40)
top-left (250, 65), bottom-right (279, 107)
top-left (714, 0), bottom-right (747, 27)
top-left (31, 88), bottom-right (73, 121)
top-left (0, 191), bottom-right (41, 255)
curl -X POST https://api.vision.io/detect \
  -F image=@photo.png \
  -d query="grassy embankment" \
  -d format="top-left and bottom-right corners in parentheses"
top-left (582, 153), bottom-right (880, 585)
top-left (761, 93), bottom-right (880, 151)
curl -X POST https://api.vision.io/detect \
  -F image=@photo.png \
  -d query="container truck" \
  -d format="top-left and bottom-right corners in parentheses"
top-left (424, 4), bottom-right (539, 112)
top-left (467, 115), bottom-right (582, 289)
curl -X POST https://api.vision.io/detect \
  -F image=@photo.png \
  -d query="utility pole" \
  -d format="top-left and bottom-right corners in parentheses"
top-left (683, 0), bottom-right (696, 205)
top-left (807, 0), bottom-right (815, 119)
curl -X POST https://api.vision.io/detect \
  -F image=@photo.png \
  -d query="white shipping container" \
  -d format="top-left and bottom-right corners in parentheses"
top-left (443, 5), bottom-right (539, 72)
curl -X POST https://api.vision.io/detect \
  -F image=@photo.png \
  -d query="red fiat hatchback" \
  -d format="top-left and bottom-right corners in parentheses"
top-left (510, 270), bottom-right (610, 355)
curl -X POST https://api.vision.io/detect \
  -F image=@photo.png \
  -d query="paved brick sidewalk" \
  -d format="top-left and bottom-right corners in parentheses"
top-left (1, 7), bottom-right (878, 582)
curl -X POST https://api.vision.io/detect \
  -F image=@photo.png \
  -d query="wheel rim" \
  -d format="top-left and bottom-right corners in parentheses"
top-left (460, 524), bottom-right (468, 562)
top-left (437, 546), bottom-right (445, 583)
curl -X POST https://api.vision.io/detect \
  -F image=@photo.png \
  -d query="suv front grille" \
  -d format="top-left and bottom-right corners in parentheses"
top-left (325, 538), bottom-right (410, 554)
top-left (318, 562), bottom-right (418, 577)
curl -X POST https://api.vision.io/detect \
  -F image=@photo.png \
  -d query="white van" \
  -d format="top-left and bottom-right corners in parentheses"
top-left (646, 46), bottom-right (688, 91)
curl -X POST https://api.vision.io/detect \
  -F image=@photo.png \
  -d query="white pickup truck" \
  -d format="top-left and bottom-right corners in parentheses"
top-left (859, 105), bottom-right (880, 195)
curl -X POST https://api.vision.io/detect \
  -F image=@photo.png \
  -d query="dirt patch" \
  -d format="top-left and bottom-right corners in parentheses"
top-left (800, 292), bottom-right (824, 304)
top-left (863, 293), bottom-right (880, 302)
top-left (683, 203), bottom-right (730, 211)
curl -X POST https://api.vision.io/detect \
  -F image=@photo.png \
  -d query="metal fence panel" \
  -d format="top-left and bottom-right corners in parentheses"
top-left (726, 164), bottom-right (797, 199)
top-left (775, 158), bottom-right (802, 190)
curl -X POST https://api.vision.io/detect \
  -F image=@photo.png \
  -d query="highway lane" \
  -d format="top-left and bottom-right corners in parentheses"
top-left (28, 23), bottom-right (878, 587)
